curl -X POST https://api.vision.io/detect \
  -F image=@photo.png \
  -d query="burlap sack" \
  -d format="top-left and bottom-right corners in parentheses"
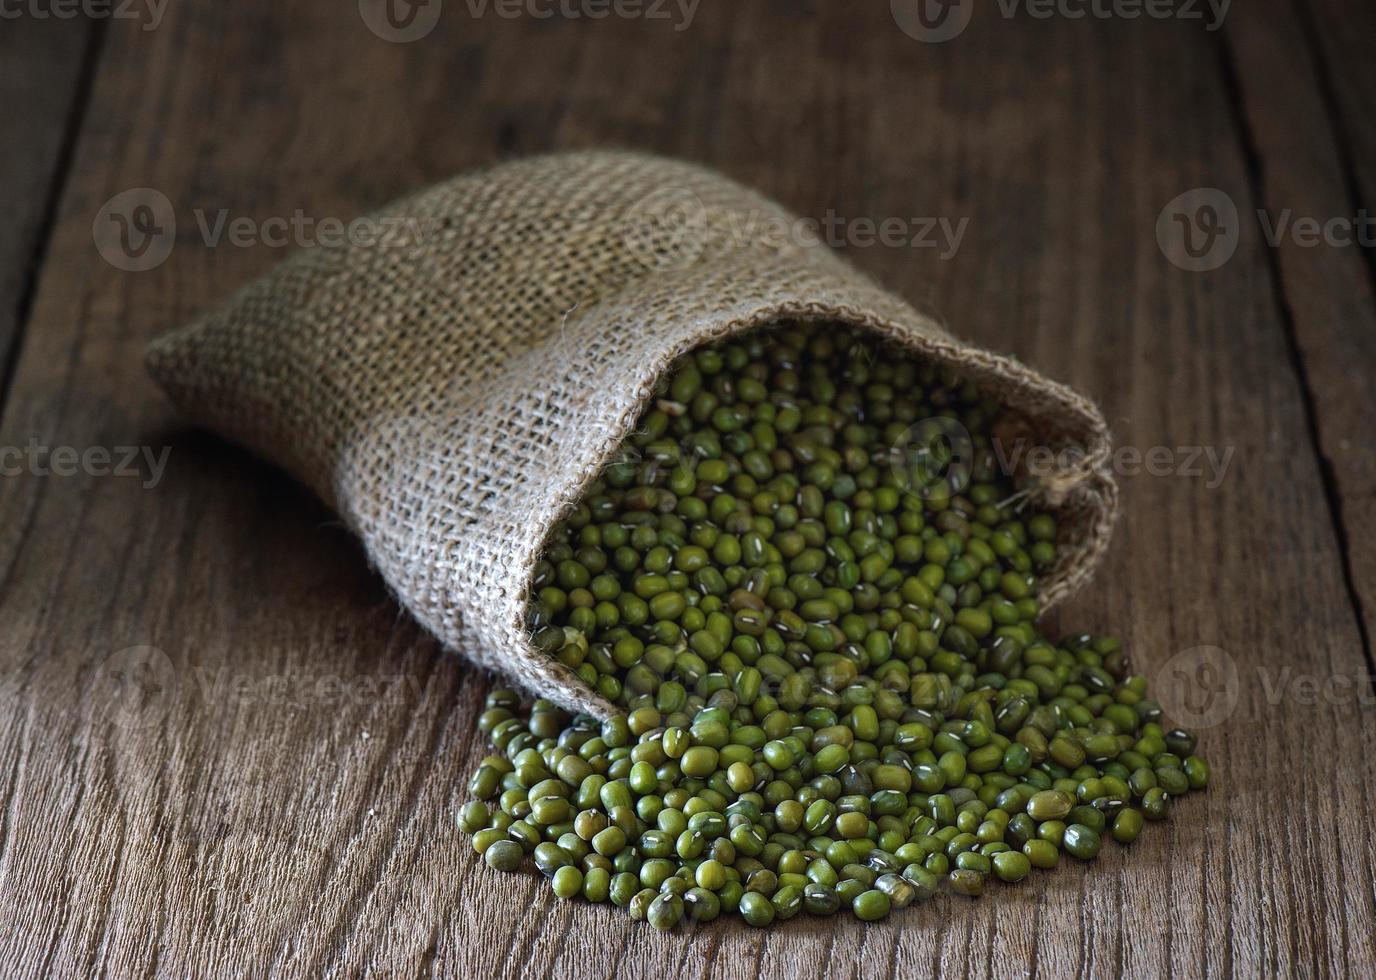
top-left (146, 150), bottom-right (1117, 717)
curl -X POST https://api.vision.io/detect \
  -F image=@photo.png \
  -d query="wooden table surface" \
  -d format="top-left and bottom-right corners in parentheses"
top-left (2, 1), bottom-right (1374, 976)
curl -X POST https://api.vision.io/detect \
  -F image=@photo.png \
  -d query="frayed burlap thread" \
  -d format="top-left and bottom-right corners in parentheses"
top-left (147, 150), bottom-right (1118, 717)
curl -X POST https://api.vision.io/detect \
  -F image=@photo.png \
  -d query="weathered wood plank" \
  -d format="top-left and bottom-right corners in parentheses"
top-left (1228, 0), bottom-right (1376, 669)
top-left (0, 2), bottom-right (1371, 978)
top-left (0, 17), bottom-right (97, 409)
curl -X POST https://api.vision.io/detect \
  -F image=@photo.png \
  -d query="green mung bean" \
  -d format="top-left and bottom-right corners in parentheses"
top-left (552, 865), bottom-right (583, 898)
top-left (484, 839), bottom-right (523, 872)
top-left (1063, 824), bottom-right (1102, 860)
top-left (739, 890), bottom-right (776, 927)
top-left (647, 893), bottom-right (684, 930)
top-left (852, 889), bottom-right (891, 921)
top-left (454, 322), bottom-right (1211, 931)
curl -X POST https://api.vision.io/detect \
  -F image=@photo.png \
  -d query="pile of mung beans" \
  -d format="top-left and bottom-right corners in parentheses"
top-left (457, 323), bottom-right (1209, 930)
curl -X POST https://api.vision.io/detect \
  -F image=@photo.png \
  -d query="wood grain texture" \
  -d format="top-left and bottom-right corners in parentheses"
top-left (1224, 0), bottom-right (1376, 669)
top-left (0, 17), bottom-right (97, 406)
top-left (0, 2), bottom-right (1373, 977)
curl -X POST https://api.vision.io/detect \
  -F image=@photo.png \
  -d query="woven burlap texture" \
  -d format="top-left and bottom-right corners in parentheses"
top-left (146, 150), bottom-right (1118, 717)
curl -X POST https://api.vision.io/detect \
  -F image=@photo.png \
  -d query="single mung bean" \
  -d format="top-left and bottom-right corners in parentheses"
top-left (739, 891), bottom-right (776, 927)
top-left (647, 893), bottom-right (685, 931)
top-left (552, 865), bottom-right (583, 898)
top-left (484, 840), bottom-right (523, 872)
top-left (852, 889), bottom-right (891, 921)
